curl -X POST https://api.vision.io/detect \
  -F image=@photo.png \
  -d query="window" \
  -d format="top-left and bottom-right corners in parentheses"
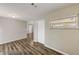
top-left (49, 16), bottom-right (78, 29)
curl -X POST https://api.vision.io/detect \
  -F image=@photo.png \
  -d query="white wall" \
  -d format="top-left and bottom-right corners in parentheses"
top-left (34, 22), bottom-right (38, 42)
top-left (37, 20), bottom-right (45, 44)
top-left (45, 4), bottom-right (79, 55)
top-left (0, 17), bottom-right (27, 44)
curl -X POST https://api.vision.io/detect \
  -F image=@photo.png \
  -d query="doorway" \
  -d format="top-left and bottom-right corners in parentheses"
top-left (27, 24), bottom-right (34, 41)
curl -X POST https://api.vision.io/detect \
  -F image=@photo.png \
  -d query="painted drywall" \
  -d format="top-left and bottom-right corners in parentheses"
top-left (33, 22), bottom-right (38, 42)
top-left (0, 17), bottom-right (27, 44)
top-left (37, 20), bottom-right (45, 44)
top-left (45, 4), bottom-right (79, 55)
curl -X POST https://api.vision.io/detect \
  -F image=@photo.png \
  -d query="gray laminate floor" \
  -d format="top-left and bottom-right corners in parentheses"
top-left (0, 39), bottom-right (62, 55)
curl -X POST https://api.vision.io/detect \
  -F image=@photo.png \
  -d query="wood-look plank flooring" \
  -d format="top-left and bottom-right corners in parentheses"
top-left (0, 39), bottom-right (62, 55)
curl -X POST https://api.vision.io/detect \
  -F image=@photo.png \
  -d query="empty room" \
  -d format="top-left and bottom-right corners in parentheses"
top-left (0, 3), bottom-right (79, 55)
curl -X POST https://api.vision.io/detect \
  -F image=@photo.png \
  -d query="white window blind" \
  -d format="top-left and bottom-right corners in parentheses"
top-left (49, 16), bottom-right (78, 29)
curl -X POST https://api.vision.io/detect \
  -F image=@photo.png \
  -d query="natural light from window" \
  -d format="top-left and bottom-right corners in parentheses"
top-left (49, 16), bottom-right (78, 29)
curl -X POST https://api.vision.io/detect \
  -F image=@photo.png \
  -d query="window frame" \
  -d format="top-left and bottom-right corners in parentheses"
top-left (49, 16), bottom-right (79, 29)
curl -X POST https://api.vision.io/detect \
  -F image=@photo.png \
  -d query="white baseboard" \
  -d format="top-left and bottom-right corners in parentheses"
top-left (45, 44), bottom-right (69, 55)
top-left (0, 37), bottom-right (27, 44)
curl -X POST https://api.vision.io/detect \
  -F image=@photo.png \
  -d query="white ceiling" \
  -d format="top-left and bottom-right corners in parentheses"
top-left (0, 3), bottom-right (75, 21)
